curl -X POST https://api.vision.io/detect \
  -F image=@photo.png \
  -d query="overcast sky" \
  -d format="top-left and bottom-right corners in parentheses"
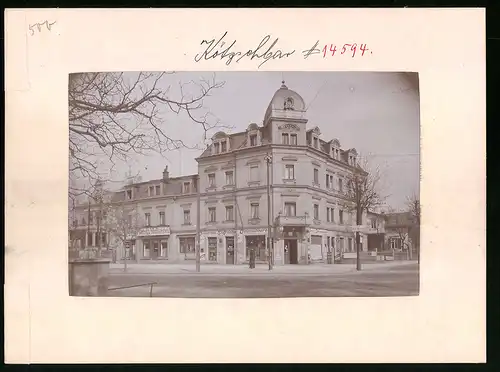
top-left (89, 71), bottom-right (420, 210)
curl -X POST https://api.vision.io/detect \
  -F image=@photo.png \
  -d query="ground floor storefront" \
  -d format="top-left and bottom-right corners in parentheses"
top-left (124, 226), bottom-right (368, 265)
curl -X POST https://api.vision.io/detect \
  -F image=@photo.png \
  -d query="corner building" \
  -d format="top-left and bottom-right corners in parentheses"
top-left (73, 82), bottom-right (370, 264)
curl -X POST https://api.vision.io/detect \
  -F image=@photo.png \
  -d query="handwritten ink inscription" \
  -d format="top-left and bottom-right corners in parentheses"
top-left (28, 21), bottom-right (56, 36)
top-left (302, 40), bottom-right (372, 59)
top-left (194, 33), bottom-right (373, 66)
top-left (194, 32), bottom-right (295, 68)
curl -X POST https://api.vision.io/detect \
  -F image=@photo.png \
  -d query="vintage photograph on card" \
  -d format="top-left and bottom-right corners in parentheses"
top-left (68, 71), bottom-right (420, 298)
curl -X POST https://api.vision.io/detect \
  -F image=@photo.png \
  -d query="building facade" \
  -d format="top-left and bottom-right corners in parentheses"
top-left (70, 81), bottom-right (373, 265)
top-left (384, 211), bottom-right (418, 258)
top-left (365, 211), bottom-right (387, 252)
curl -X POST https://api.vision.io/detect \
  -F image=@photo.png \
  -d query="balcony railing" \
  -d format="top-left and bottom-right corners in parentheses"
top-left (276, 214), bottom-right (310, 226)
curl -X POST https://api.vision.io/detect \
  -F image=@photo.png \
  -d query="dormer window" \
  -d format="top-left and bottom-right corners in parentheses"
top-left (348, 149), bottom-right (358, 166)
top-left (331, 139), bottom-right (341, 160)
top-left (126, 189), bottom-right (133, 200)
top-left (211, 132), bottom-right (231, 155)
top-left (332, 148), bottom-right (340, 160)
top-left (347, 154), bottom-right (357, 166)
top-left (246, 123), bottom-right (260, 147)
top-left (148, 185), bottom-right (161, 197)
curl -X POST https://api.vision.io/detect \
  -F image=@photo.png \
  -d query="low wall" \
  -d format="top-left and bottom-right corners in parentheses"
top-left (69, 259), bottom-right (111, 296)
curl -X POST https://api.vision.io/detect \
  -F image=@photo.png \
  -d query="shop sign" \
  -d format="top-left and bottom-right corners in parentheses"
top-left (138, 226), bottom-right (171, 237)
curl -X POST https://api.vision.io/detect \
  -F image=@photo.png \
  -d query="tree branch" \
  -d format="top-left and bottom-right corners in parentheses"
top-left (69, 72), bottom-right (230, 197)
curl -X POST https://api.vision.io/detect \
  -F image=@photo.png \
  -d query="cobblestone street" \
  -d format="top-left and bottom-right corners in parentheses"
top-left (108, 262), bottom-right (419, 298)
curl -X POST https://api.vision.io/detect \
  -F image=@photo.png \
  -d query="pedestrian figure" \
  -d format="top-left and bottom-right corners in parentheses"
top-left (249, 246), bottom-right (256, 269)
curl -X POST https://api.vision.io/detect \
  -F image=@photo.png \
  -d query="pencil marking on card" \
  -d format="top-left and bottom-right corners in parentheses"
top-left (28, 20), bottom-right (56, 36)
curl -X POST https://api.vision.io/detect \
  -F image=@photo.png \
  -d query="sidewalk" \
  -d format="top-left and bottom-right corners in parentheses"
top-left (109, 260), bottom-right (417, 275)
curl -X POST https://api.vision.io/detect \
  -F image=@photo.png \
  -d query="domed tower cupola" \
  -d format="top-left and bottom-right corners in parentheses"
top-left (263, 80), bottom-right (308, 145)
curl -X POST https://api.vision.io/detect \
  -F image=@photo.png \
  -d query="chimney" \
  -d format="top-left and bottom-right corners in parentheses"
top-left (162, 166), bottom-right (170, 182)
top-left (192, 174), bottom-right (198, 192)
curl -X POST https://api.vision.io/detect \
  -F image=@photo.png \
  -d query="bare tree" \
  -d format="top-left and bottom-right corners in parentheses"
top-left (394, 220), bottom-right (411, 259)
top-left (90, 179), bottom-right (112, 258)
top-left (384, 208), bottom-right (416, 261)
top-left (406, 193), bottom-right (421, 263)
top-left (68, 198), bottom-right (80, 257)
top-left (345, 156), bottom-right (387, 270)
top-left (68, 71), bottom-right (227, 201)
top-left (105, 201), bottom-right (142, 272)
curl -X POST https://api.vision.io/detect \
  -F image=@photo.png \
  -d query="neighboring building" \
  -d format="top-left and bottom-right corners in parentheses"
top-left (384, 211), bottom-right (418, 258)
top-left (365, 211), bottom-right (386, 252)
top-left (69, 186), bottom-right (114, 254)
top-left (70, 81), bottom-right (372, 265)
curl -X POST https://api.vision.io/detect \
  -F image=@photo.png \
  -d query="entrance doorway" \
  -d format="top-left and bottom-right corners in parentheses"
top-left (284, 239), bottom-right (298, 264)
top-left (151, 241), bottom-right (159, 259)
top-left (226, 236), bottom-right (235, 265)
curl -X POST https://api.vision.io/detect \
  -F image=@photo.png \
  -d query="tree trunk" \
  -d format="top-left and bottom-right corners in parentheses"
top-left (96, 213), bottom-right (101, 257)
top-left (356, 206), bottom-right (362, 271)
top-left (123, 244), bottom-right (128, 272)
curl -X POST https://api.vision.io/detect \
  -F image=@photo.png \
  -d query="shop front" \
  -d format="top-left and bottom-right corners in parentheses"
top-left (207, 237), bottom-right (218, 262)
top-left (225, 236), bottom-right (235, 264)
top-left (245, 234), bottom-right (266, 263)
top-left (179, 235), bottom-right (196, 260)
top-left (282, 227), bottom-right (303, 264)
top-left (201, 230), bottom-right (239, 264)
top-left (137, 226), bottom-right (171, 261)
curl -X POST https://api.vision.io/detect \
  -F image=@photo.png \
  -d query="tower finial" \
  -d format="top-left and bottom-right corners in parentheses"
top-left (281, 72), bottom-right (287, 88)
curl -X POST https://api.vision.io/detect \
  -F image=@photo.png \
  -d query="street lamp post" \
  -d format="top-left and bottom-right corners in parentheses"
top-left (195, 175), bottom-right (201, 273)
top-left (265, 153), bottom-right (273, 270)
top-left (304, 212), bottom-right (309, 265)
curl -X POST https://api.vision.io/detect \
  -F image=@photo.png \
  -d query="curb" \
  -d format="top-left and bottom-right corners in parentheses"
top-left (109, 263), bottom-right (417, 276)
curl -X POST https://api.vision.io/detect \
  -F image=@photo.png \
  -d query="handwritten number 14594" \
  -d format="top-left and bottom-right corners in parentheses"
top-left (323, 43), bottom-right (370, 58)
